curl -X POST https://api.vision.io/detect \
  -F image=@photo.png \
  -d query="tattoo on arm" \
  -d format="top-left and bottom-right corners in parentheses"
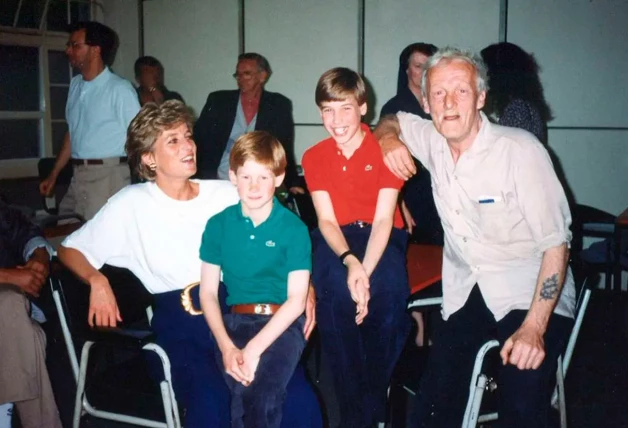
top-left (539, 273), bottom-right (559, 301)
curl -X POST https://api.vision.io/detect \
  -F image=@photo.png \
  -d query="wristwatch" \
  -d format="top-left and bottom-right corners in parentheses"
top-left (339, 250), bottom-right (356, 266)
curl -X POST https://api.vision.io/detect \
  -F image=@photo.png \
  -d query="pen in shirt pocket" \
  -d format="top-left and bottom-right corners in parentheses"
top-left (478, 195), bottom-right (503, 204)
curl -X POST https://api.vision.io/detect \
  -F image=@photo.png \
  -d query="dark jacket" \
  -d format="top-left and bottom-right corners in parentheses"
top-left (379, 53), bottom-right (443, 245)
top-left (194, 90), bottom-right (297, 187)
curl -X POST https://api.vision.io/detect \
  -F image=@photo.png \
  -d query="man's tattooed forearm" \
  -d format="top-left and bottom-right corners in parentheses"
top-left (539, 273), bottom-right (559, 301)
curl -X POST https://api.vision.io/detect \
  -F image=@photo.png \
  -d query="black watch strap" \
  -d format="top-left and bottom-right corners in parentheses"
top-left (339, 250), bottom-right (356, 266)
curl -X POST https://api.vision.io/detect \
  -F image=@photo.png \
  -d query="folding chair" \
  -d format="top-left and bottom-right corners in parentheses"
top-left (49, 265), bottom-right (181, 428)
top-left (461, 274), bottom-right (593, 428)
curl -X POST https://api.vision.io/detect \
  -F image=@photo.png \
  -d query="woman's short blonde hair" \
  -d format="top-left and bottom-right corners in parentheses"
top-left (229, 131), bottom-right (286, 176)
top-left (126, 100), bottom-right (194, 181)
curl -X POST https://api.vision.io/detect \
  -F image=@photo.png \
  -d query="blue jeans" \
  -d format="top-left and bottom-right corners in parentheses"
top-left (150, 287), bottom-right (322, 428)
top-left (217, 314), bottom-right (306, 428)
top-left (410, 284), bottom-right (573, 428)
top-left (312, 225), bottom-right (411, 428)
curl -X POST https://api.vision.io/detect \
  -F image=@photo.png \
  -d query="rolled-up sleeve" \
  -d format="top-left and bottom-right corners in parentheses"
top-left (514, 141), bottom-right (572, 254)
top-left (396, 112), bottom-right (434, 167)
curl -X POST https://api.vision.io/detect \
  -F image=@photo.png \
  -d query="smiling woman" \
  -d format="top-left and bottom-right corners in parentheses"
top-left (56, 100), bottom-right (322, 427)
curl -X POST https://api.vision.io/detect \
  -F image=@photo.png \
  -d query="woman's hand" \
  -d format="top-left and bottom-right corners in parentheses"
top-left (88, 275), bottom-right (122, 327)
top-left (303, 283), bottom-right (317, 340)
top-left (345, 257), bottom-right (370, 324)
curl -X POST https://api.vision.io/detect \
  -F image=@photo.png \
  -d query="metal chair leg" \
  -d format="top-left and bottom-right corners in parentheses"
top-left (73, 341), bottom-right (95, 428)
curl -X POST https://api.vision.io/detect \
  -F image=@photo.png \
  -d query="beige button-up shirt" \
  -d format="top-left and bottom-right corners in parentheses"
top-left (398, 112), bottom-right (575, 321)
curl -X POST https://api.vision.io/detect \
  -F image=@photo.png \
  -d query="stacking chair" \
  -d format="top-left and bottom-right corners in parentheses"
top-left (49, 264), bottom-right (181, 428)
top-left (461, 274), bottom-right (593, 428)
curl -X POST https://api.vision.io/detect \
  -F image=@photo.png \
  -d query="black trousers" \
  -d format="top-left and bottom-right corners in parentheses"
top-left (216, 314), bottom-right (306, 428)
top-left (410, 284), bottom-right (573, 428)
top-left (312, 226), bottom-right (411, 428)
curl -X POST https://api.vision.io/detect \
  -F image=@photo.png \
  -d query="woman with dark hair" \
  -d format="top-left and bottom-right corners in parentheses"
top-left (380, 43), bottom-right (443, 347)
top-left (481, 42), bottom-right (553, 143)
top-left (380, 42), bottom-right (438, 118)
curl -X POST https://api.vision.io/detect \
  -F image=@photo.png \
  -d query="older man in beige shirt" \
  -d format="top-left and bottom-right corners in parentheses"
top-left (375, 47), bottom-right (575, 428)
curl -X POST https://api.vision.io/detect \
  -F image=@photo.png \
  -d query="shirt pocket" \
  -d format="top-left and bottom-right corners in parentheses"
top-left (475, 201), bottom-right (518, 243)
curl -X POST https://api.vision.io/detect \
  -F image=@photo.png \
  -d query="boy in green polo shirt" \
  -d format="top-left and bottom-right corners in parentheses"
top-left (199, 130), bottom-right (311, 428)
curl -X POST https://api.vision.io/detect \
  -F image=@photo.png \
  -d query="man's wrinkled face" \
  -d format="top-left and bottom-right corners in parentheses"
top-left (424, 59), bottom-right (486, 146)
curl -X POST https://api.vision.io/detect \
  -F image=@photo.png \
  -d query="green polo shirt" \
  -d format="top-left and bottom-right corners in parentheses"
top-left (200, 198), bottom-right (312, 305)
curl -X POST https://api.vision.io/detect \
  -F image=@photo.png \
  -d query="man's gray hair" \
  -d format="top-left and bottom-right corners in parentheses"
top-left (420, 46), bottom-right (489, 99)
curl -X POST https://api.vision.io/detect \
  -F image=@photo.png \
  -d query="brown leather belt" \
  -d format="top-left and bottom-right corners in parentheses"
top-left (231, 303), bottom-right (280, 315)
top-left (71, 156), bottom-right (128, 166)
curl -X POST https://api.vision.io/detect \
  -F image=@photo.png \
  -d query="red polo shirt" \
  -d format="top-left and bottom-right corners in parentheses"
top-left (302, 124), bottom-right (404, 228)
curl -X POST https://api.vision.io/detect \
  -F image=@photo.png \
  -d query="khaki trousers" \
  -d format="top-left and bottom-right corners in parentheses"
top-left (59, 161), bottom-right (130, 220)
top-left (0, 286), bottom-right (62, 428)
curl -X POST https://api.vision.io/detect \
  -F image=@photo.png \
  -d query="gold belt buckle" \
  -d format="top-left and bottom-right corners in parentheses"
top-left (180, 282), bottom-right (203, 316)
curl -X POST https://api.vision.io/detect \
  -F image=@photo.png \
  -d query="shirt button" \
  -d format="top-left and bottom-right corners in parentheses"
top-left (455, 210), bottom-right (460, 215)
top-left (342, 166), bottom-right (347, 171)
top-left (454, 176), bottom-right (458, 181)
top-left (250, 235), bottom-right (255, 240)
top-left (463, 237), bottom-right (467, 243)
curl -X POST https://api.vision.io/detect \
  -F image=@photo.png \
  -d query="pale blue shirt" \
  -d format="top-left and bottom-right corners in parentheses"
top-left (217, 97), bottom-right (257, 179)
top-left (66, 67), bottom-right (140, 159)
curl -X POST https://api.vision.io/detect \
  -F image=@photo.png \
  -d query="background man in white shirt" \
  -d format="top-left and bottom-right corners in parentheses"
top-left (375, 47), bottom-right (575, 428)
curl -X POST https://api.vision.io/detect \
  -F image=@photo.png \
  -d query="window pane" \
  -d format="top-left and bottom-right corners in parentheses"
top-left (46, 0), bottom-right (68, 32)
top-left (50, 86), bottom-right (68, 120)
top-left (0, 45), bottom-right (40, 111)
top-left (70, 1), bottom-right (90, 24)
top-left (52, 122), bottom-right (68, 155)
top-left (48, 50), bottom-right (70, 84)
top-left (15, 0), bottom-right (47, 29)
top-left (0, 0), bottom-right (20, 26)
top-left (0, 120), bottom-right (40, 160)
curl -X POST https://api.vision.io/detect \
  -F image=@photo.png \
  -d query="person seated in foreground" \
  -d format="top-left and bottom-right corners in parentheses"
top-left (0, 201), bottom-right (62, 428)
top-left (200, 131), bottom-right (311, 427)
top-left (375, 47), bottom-right (575, 428)
top-left (57, 100), bottom-right (321, 428)
top-left (301, 67), bottom-right (410, 428)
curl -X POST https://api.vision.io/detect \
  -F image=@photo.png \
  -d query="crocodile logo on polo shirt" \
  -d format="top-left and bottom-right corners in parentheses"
top-left (265, 240), bottom-right (276, 247)
top-left (365, 164), bottom-right (373, 171)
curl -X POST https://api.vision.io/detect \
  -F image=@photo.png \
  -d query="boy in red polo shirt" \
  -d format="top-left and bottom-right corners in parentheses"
top-left (302, 67), bottom-right (410, 428)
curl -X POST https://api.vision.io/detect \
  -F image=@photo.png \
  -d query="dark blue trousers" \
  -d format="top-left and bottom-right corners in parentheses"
top-left (312, 225), bottom-right (411, 428)
top-left (217, 314), bottom-right (305, 428)
top-left (410, 284), bottom-right (573, 428)
top-left (150, 287), bottom-right (322, 428)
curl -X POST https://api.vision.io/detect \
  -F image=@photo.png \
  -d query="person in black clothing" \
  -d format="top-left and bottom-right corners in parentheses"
top-left (194, 53), bottom-right (303, 194)
top-left (380, 43), bottom-right (443, 347)
top-left (0, 202), bottom-right (61, 428)
top-left (135, 56), bottom-right (184, 106)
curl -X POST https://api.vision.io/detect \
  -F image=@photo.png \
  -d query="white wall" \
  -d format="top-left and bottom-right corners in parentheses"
top-left (135, 0), bottom-right (627, 214)
top-left (143, 0), bottom-right (239, 115)
top-left (101, 0), bottom-right (140, 83)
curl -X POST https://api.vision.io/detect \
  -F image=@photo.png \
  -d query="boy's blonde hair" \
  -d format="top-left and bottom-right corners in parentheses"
top-left (315, 67), bottom-right (367, 107)
top-left (229, 131), bottom-right (287, 176)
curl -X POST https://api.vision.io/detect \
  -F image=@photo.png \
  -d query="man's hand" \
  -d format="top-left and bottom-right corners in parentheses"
top-left (289, 186), bottom-right (305, 195)
top-left (303, 283), bottom-right (316, 340)
top-left (400, 200), bottom-right (416, 234)
top-left (88, 276), bottom-right (122, 327)
top-left (345, 258), bottom-right (370, 324)
top-left (380, 135), bottom-right (416, 180)
top-left (39, 175), bottom-right (57, 197)
top-left (500, 322), bottom-right (546, 370)
top-left (2, 267), bottom-right (46, 297)
top-left (24, 247), bottom-right (50, 278)
top-left (222, 347), bottom-right (249, 385)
